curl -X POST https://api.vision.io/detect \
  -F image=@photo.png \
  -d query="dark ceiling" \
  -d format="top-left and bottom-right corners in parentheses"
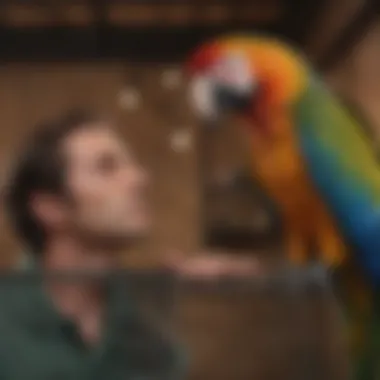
top-left (0, 0), bottom-right (377, 69)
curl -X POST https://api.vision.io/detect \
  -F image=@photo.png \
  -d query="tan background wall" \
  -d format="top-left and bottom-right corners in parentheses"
top-left (0, 64), bottom-right (201, 266)
top-left (0, 3), bottom-right (378, 378)
top-left (0, 60), bottom-right (348, 380)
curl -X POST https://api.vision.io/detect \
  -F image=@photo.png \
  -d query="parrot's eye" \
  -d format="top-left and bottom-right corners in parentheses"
top-left (207, 54), bottom-right (256, 115)
top-left (188, 53), bottom-right (256, 123)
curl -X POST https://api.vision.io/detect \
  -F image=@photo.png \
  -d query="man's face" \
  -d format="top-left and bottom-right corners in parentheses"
top-left (63, 124), bottom-right (150, 247)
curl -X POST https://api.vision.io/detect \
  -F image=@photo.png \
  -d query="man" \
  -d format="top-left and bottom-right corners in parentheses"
top-left (0, 110), bottom-right (258, 380)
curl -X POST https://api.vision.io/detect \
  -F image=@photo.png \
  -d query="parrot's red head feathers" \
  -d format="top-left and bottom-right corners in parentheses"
top-left (185, 42), bottom-right (223, 77)
top-left (185, 40), bottom-right (257, 123)
top-left (186, 35), bottom-right (308, 139)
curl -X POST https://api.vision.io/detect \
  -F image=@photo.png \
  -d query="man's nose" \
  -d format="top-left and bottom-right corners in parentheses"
top-left (137, 166), bottom-right (150, 186)
top-left (128, 164), bottom-right (150, 188)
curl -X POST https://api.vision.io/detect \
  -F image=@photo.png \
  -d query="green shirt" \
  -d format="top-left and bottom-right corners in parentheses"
top-left (0, 270), bottom-right (185, 380)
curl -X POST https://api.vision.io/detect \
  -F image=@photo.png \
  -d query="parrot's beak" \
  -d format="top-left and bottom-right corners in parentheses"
top-left (215, 84), bottom-right (254, 115)
top-left (188, 74), bottom-right (256, 129)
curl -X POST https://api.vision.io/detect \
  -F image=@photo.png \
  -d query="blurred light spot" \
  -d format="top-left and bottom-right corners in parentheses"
top-left (161, 69), bottom-right (182, 90)
top-left (118, 87), bottom-right (141, 110)
top-left (170, 128), bottom-right (193, 153)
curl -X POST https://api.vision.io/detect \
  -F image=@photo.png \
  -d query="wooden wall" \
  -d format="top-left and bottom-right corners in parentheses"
top-left (0, 1), bottom-right (282, 28)
top-left (309, 0), bottom-right (380, 135)
top-left (328, 21), bottom-right (380, 139)
top-left (0, 62), bottom-right (346, 380)
top-left (0, 5), bottom-right (378, 379)
top-left (0, 63), bottom-right (201, 265)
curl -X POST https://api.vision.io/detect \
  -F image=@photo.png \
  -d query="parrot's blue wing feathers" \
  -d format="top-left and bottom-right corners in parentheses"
top-left (295, 84), bottom-right (380, 286)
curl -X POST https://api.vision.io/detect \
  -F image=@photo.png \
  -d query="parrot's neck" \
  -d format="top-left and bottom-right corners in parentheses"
top-left (244, 100), bottom-right (272, 139)
top-left (245, 79), bottom-right (276, 133)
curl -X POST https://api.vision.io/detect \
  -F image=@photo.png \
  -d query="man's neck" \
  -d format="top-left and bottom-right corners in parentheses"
top-left (41, 237), bottom-right (118, 346)
top-left (43, 236), bottom-right (119, 274)
top-left (48, 280), bottom-right (105, 346)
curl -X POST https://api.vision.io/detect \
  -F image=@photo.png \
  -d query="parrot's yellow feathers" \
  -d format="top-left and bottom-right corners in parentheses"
top-left (187, 34), bottom-right (309, 105)
top-left (219, 36), bottom-right (308, 104)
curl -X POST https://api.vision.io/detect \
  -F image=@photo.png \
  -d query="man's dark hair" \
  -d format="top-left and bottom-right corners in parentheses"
top-left (5, 109), bottom-right (103, 256)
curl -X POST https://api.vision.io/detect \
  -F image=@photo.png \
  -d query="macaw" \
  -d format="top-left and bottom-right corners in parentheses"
top-left (185, 34), bottom-right (380, 380)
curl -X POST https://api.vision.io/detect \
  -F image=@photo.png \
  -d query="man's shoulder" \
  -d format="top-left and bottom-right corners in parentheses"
top-left (0, 280), bottom-right (30, 352)
top-left (0, 271), bottom-right (43, 322)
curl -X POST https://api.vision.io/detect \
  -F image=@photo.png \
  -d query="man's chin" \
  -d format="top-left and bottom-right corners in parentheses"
top-left (129, 216), bottom-right (152, 238)
top-left (125, 228), bottom-right (150, 243)
top-left (112, 223), bottom-right (151, 247)
top-left (83, 231), bottom-right (147, 252)
top-left (79, 219), bottom-right (151, 250)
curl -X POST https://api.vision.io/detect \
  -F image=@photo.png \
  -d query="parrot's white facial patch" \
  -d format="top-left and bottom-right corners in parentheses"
top-left (189, 75), bottom-right (218, 121)
top-left (213, 53), bottom-right (256, 95)
top-left (189, 53), bottom-right (256, 122)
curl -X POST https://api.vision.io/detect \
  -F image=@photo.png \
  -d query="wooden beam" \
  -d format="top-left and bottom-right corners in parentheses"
top-left (0, 1), bottom-right (283, 28)
top-left (318, 0), bottom-right (380, 72)
top-left (0, 24), bottom-right (279, 62)
top-left (1, 4), bottom-right (95, 27)
top-left (108, 3), bottom-right (282, 26)
top-left (279, 0), bottom-right (329, 48)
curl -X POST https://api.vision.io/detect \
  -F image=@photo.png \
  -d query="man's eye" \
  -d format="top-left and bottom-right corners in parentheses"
top-left (96, 155), bottom-right (118, 173)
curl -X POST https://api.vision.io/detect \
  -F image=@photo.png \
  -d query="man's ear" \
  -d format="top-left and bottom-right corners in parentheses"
top-left (30, 193), bottom-right (68, 229)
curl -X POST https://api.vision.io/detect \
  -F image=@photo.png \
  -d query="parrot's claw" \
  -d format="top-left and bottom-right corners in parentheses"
top-left (276, 262), bottom-right (304, 294)
top-left (307, 261), bottom-right (330, 287)
top-left (281, 260), bottom-right (331, 292)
